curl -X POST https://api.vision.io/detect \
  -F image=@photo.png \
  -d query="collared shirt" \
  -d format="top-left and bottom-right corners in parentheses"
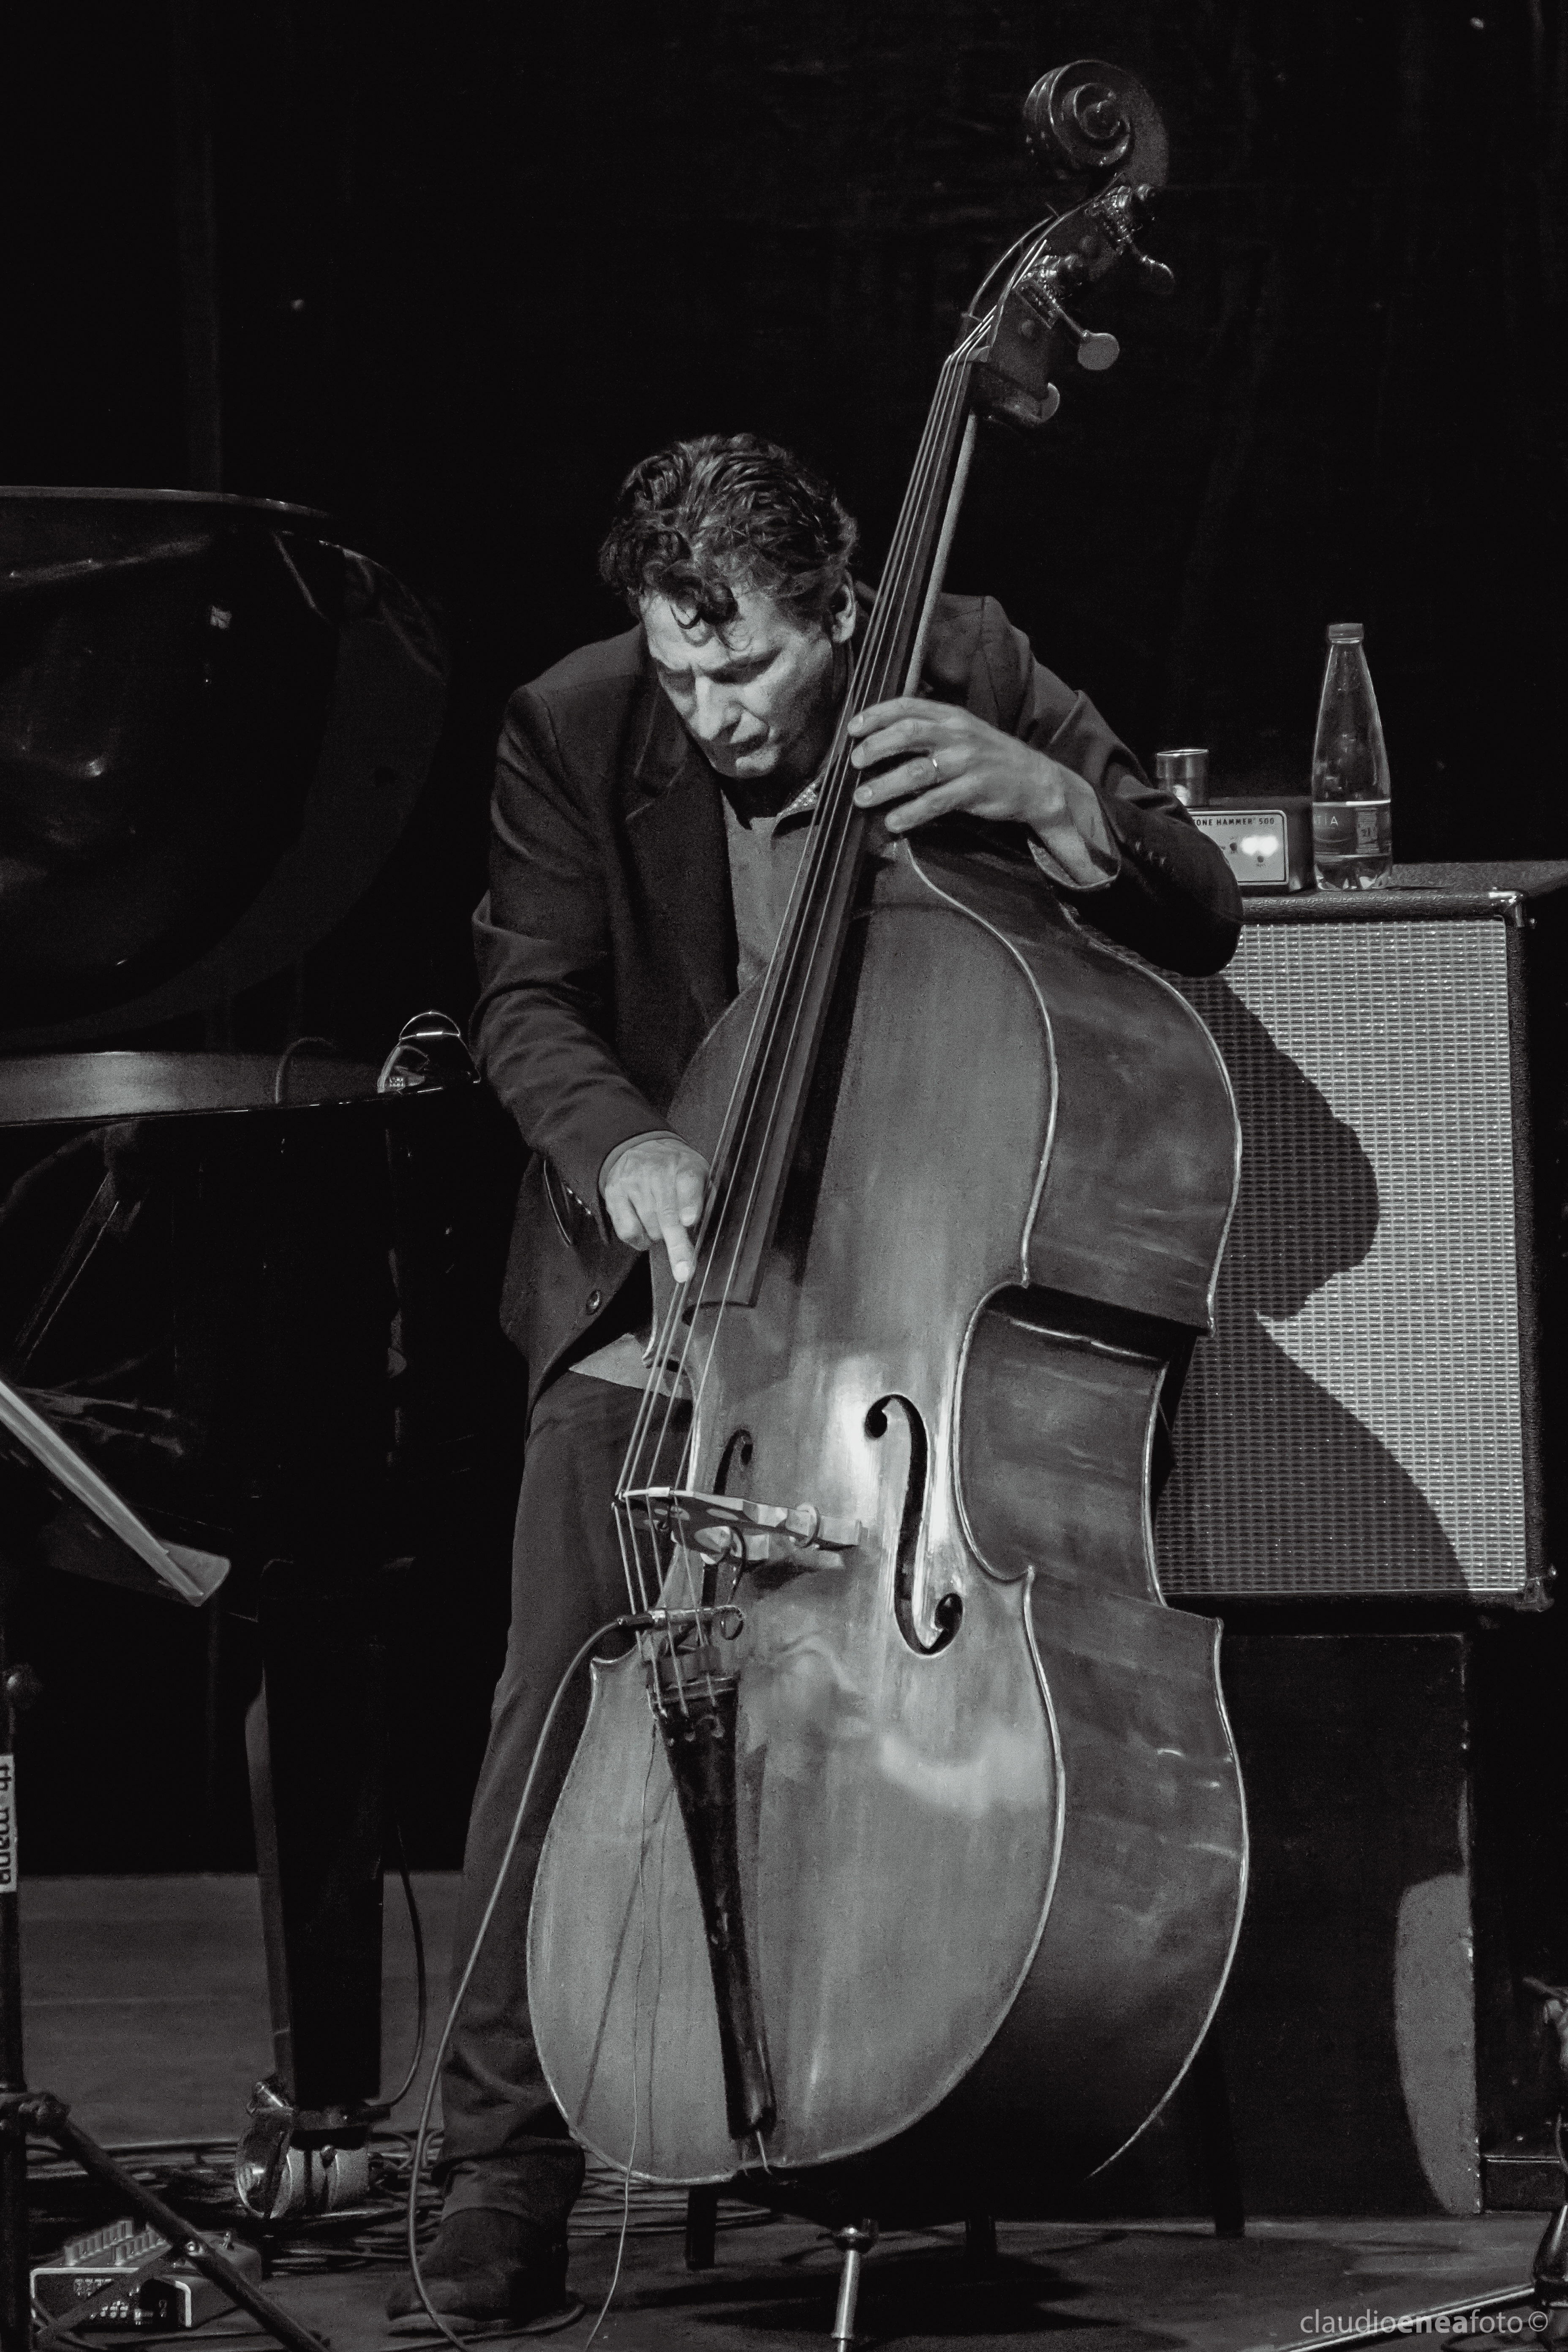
top-left (718, 769), bottom-right (824, 994)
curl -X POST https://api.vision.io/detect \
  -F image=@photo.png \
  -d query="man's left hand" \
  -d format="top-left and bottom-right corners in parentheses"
top-left (846, 699), bottom-right (1070, 831)
top-left (847, 697), bottom-right (1114, 887)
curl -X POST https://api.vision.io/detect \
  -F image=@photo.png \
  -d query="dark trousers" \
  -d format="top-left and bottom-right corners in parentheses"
top-left (435, 1372), bottom-right (689, 2229)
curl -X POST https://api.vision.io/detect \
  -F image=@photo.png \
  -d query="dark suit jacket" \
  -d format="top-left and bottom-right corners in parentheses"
top-left (473, 591), bottom-right (1241, 1401)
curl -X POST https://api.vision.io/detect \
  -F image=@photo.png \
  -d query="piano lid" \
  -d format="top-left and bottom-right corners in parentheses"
top-left (0, 488), bottom-right (447, 1044)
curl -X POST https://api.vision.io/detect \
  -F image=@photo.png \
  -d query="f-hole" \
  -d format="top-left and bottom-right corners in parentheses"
top-left (704, 1428), bottom-right (755, 1608)
top-left (865, 1395), bottom-right (960, 1657)
top-left (713, 1429), bottom-right (753, 1495)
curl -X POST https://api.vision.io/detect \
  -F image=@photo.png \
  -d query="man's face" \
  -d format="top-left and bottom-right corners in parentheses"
top-left (642, 580), bottom-right (855, 787)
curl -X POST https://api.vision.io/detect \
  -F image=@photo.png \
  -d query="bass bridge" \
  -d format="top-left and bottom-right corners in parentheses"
top-left (620, 1486), bottom-right (862, 1577)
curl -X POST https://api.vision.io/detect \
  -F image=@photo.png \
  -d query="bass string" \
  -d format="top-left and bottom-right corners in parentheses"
top-left (686, 324), bottom-right (988, 1218)
top-left (637, 326), bottom-right (984, 1426)
top-left (618, 338), bottom-right (981, 1673)
top-left (612, 342), bottom-right (977, 1644)
top-left (613, 313), bottom-right (994, 1679)
top-left (612, 327), bottom-right (987, 1674)
top-left (609, 338), bottom-right (974, 1588)
top-left (641, 324), bottom-right (985, 1433)
top-left (659, 338), bottom-right (983, 1432)
top-left (610, 228), bottom-right (1039, 1639)
top-left (606, 325), bottom-right (988, 2053)
top-left (618, 335), bottom-right (974, 1472)
top-left (693, 305), bottom-right (995, 1232)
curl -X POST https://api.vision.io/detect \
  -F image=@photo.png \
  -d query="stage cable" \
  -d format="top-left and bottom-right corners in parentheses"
top-left (583, 1737), bottom-right (658, 2351)
top-left (403, 1611), bottom-right (653, 2352)
top-left (382, 1807), bottom-right (427, 2115)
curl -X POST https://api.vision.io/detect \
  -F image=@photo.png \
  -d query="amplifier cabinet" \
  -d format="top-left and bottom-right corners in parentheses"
top-left (1155, 861), bottom-right (1568, 1602)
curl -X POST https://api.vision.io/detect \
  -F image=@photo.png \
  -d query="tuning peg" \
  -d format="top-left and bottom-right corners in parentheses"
top-left (1018, 270), bottom-right (1120, 372)
top-left (1057, 306), bottom-right (1120, 371)
top-left (1092, 182), bottom-right (1176, 294)
top-left (1128, 245), bottom-right (1176, 295)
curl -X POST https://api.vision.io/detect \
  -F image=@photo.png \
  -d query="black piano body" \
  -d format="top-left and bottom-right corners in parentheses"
top-left (0, 491), bottom-right (517, 2156)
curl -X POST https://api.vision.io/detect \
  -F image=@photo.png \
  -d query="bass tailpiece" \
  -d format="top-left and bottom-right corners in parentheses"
top-left (652, 1659), bottom-right (776, 2143)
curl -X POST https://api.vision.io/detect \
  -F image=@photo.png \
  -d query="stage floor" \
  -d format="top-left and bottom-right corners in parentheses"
top-left (22, 1875), bottom-right (1549, 2351)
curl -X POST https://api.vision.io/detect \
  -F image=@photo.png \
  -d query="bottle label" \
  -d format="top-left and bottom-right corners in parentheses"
top-left (1312, 800), bottom-right (1390, 851)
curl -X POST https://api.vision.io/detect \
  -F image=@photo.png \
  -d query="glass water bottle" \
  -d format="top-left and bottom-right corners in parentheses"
top-left (1311, 622), bottom-right (1391, 889)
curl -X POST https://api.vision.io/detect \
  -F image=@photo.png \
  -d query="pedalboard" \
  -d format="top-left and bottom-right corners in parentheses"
top-left (30, 2218), bottom-right (262, 2328)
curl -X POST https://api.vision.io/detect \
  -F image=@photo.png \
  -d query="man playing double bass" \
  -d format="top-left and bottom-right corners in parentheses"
top-left (388, 431), bottom-right (1240, 2332)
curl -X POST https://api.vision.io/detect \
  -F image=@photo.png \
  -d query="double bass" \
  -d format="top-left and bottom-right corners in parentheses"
top-left (528, 62), bottom-right (1247, 2221)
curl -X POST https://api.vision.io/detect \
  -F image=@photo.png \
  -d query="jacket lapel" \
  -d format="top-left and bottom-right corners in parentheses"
top-left (621, 674), bottom-right (733, 1032)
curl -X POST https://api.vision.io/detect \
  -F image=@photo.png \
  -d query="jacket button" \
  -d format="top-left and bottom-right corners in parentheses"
top-left (585, 1289), bottom-right (602, 1315)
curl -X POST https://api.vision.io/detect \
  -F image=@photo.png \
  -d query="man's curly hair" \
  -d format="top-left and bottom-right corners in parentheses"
top-left (598, 432), bottom-right (858, 636)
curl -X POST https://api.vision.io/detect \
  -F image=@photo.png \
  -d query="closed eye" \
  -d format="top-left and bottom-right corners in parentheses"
top-left (653, 656), bottom-right (772, 689)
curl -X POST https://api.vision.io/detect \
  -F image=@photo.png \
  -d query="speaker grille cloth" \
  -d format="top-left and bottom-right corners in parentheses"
top-left (1157, 921), bottom-right (1526, 1597)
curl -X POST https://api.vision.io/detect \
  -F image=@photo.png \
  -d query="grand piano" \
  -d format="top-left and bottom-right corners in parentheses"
top-left (0, 486), bottom-right (511, 2211)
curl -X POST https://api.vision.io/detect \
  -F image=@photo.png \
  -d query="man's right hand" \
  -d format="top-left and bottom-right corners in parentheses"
top-left (600, 1132), bottom-right (709, 1284)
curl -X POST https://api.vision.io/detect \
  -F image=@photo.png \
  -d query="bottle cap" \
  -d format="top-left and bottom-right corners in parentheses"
top-left (1326, 622), bottom-right (1364, 644)
top-left (1155, 747), bottom-right (1209, 808)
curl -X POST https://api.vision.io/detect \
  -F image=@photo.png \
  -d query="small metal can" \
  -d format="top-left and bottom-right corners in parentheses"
top-left (1155, 747), bottom-right (1209, 808)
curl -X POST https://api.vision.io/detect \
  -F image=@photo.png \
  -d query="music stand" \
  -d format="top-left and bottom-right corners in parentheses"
top-left (0, 1375), bottom-right (323, 2352)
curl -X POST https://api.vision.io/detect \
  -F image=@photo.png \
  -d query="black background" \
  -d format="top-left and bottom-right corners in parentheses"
top-left (3, 0), bottom-right (1565, 1870)
top-left (5, 0), bottom-right (1565, 1056)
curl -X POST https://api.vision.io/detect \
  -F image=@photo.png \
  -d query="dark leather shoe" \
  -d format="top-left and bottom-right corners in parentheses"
top-left (385, 2208), bottom-right (579, 2335)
